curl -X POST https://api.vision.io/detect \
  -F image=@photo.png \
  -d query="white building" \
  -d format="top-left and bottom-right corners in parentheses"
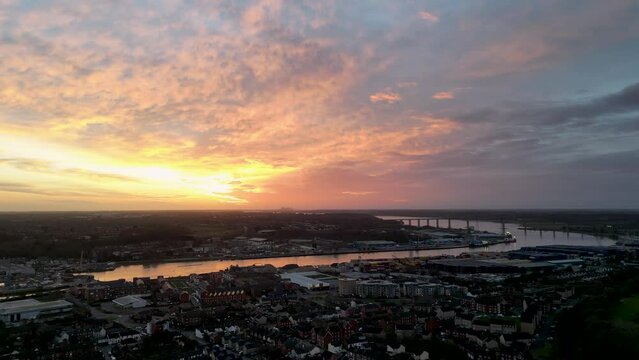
top-left (247, 237), bottom-right (272, 248)
top-left (416, 283), bottom-right (443, 297)
top-left (281, 272), bottom-right (331, 289)
top-left (0, 299), bottom-right (73, 327)
top-left (113, 295), bottom-right (149, 308)
top-left (402, 282), bottom-right (428, 297)
top-left (386, 344), bottom-right (405, 356)
top-left (355, 280), bottom-right (399, 298)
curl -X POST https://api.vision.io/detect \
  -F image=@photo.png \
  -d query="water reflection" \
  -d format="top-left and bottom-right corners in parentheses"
top-left (87, 217), bottom-right (614, 281)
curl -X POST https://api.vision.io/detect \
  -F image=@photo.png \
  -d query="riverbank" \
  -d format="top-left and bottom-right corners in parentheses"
top-left (85, 243), bottom-right (474, 269)
top-left (94, 221), bottom-right (526, 270)
top-left (82, 219), bottom-right (617, 281)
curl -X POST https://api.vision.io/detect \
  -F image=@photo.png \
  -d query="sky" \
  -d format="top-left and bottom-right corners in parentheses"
top-left (1, 0), bottom-right (639, 211)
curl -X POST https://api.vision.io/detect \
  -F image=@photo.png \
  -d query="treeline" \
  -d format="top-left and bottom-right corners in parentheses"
top-left (0, 224), bottom-right (195, 259)
top-left (553, 269), bottom-right (639, 359)
top-left (0, 212), bottom-right (405, 259)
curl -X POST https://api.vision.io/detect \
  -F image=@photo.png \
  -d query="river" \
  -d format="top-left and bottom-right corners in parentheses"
top-left (86, 217), bottom-right (614, 281)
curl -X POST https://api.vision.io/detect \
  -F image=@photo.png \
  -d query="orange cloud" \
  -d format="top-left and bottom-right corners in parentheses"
top-left (418, 117), bottom-right (461, 136)
top-left (0, 1), bottom-right (473, 210)
top-left (433, 91), bottom-right (455, 100)
top-left (369, 91), bottom-right (402, 103)
top-left (342, 191), bottom-right (376, 196)
top-left (432, 87), bottom-right (469, 100)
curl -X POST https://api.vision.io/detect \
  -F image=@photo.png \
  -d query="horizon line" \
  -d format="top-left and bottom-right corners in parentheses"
top-left (1, 207), bottom-right (639, 214)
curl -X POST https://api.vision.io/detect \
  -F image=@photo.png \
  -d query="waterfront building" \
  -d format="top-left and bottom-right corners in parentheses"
top-left (247, 237), bottom-right (273, 248)
top-left (352, 240), bottom-right (397, 250)
top-left (0, 299), bottom-right (73, 327)
top-left (280, 271), bottom-right (333, 290)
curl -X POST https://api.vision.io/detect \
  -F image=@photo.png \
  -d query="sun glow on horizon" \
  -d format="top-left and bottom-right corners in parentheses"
top-left (2, 1), bottom-right (638, 210)
top-left (0, 132), bottom-right (295, 206)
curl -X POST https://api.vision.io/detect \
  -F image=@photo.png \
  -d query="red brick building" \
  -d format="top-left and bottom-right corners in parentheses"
top-left (200, 290), bottom-right (246, 305)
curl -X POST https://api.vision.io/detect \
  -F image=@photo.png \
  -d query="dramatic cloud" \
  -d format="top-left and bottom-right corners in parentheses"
top-left (0, 0), bottom-right (638, 210)
top-left (459, 82), bottom-right (639, 126)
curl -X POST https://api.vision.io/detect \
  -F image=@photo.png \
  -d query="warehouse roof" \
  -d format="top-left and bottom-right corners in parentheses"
top-left (281, 271), bottom-right (331, 289)
top-left (112, 295), bottom-right (149, 308)
top-left (0, 299), bottom-right (73, 315)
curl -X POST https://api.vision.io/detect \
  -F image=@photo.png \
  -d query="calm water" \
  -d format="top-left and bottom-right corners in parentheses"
top-left (87, 217), bottom-right (614, 281)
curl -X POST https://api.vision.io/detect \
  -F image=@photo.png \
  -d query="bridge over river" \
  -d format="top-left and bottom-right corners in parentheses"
top-left (86, 218), bottom-right (614, 281)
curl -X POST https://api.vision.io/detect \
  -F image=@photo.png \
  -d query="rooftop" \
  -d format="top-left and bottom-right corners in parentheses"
top-left (0, 299), bottom-right (73, 315)
top-left (281, 271), bottom-right (332, 288)
top-left (112, 295), bottom-right (149, 307)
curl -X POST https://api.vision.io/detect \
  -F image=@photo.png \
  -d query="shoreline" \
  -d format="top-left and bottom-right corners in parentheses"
top-left (83, 242), bottom-right (486, 272)
top-left (96, 242), bottom-right (476, 272)
top-left (86, 220), bottom-right (528, 271)
top-left (80, 219), bottom-right (617, 272)
top-left (81, 217), bottom-right (618, 275)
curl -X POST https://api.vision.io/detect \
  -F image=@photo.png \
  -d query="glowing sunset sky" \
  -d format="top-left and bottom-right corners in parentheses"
top-left (1, 0), bottom-right (639, 210)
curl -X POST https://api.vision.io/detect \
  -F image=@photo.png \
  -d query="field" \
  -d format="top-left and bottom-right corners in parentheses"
top-left (613, 294), bottom-right (639, 332)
